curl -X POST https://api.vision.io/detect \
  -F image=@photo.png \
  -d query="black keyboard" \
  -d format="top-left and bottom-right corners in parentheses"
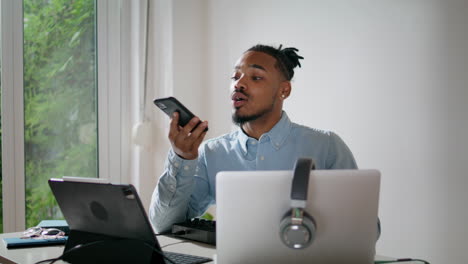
top-left (164, 251), bottom-right (212, 264)
top-left (171, 218), bottom-right (216, 245)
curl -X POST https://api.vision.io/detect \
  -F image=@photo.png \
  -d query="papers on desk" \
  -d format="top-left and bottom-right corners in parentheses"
top-left (3, 237), bottom-right (67, 249)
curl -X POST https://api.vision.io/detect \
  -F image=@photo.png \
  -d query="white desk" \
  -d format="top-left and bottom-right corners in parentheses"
top-left (0, 232), bottom-right (417, 264)
top-left (0, 232), bottom-right (215, 264)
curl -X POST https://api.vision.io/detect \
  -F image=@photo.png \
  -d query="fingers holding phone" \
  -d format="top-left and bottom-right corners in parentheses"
top-left (155, 97), bottom-right (209, 160)
top-left (168, 112), bottom-right (208, 160)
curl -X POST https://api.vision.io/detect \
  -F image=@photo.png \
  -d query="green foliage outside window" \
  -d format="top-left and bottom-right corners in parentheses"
top-left (23, 0), bottom-right (97, 228)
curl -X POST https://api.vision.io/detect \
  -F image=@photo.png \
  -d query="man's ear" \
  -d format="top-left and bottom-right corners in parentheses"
top-left (279, 81), bottom-right (292, 99)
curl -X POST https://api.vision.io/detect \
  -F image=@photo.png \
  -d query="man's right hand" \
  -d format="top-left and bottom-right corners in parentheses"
top-left (168, 112), bottom-right (208, 160)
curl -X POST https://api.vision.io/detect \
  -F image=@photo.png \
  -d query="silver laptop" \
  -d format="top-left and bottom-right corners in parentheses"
top-left (216, 169), bottom-right (380, 264)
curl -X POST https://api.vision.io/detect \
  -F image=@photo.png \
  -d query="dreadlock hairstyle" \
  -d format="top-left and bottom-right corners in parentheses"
top-left (246, 44), bottom-right (304, 81)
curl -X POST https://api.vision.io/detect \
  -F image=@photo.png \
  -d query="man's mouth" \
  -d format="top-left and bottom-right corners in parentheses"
top-left (232, 92), bottom-right (248, 108)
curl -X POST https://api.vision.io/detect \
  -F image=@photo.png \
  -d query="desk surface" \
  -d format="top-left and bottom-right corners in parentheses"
top-left (0, 232), bottom-right (216, 264)
top-left (0, 232), bottom-right (416, 264)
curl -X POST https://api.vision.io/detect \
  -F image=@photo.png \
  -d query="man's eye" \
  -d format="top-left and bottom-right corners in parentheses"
top-left (252, 76), bottom-right (263, 81)
top-left (231, 76), bottom-right (239, 81)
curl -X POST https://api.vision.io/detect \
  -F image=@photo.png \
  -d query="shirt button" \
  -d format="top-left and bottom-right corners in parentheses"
top-left (184, 165), bottom-right (190, 171)
top-left (174, 162), bottom-right (180, 168)
top-left (251, 141), bottom-right (257, 145)
top-left (260, 156), bottom-right (265, 161)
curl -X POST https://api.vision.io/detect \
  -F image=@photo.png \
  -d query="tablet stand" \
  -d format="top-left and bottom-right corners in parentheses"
top-left (62, 230), bottom-right (164, 264)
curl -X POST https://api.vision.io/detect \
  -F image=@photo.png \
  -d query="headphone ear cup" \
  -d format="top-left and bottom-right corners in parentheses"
top-left (302, 210), bottom-right (317, 236)
top-left (279, 210), bottom-right (317, 249)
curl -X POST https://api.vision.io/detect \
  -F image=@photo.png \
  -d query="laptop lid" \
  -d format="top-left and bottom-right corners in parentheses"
top-left (216, 169), bottom-right (380, 264)
top-left (48, 179), bottom-right (164, 263)
top-left (49, 179), bottom-right (156, 243)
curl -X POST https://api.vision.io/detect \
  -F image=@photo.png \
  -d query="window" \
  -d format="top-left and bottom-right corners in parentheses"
top-left (23, 0), bottom-right (98, 227)
top-left (1, 0), bottom-right (127, 232)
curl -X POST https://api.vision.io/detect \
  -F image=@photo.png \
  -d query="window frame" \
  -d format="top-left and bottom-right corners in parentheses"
top-left (1, 0), bottom-right (129, 232)
top-left (1, 0), bottom-right (26, 232)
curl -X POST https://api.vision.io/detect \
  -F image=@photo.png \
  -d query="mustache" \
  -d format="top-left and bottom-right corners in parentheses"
top-left (233, 89), bottom-right (248, 97)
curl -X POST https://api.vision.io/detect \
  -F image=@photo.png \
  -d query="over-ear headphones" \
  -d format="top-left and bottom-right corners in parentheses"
top-left (279, 158), bottom-right (317, 249)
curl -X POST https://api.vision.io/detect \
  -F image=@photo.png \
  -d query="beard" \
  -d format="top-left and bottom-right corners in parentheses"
top-left (231, 102), bottom-right (275, 126)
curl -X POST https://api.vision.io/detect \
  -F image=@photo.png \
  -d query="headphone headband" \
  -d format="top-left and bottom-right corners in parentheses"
top-left (290, 158), bottom-right (315, 206)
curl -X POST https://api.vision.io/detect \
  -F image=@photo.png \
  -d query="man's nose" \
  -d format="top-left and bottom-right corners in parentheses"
top-left (233, 76), bottom-right (246, 91)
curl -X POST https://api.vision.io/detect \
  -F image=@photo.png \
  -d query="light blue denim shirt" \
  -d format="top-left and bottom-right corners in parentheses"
top-left (149, 112), bottom-right (357, 232)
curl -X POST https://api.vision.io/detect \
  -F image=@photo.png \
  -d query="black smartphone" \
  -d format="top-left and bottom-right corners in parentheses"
top-left (154, 97), bottom-right (208, 131)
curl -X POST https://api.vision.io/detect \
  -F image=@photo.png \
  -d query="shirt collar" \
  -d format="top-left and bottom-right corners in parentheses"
top-left (237, 111), bottom-right (292, 154)
top-left (264, 111), bottom-right (292, 150)
top-left (238, 129), bottom-right (250, 155)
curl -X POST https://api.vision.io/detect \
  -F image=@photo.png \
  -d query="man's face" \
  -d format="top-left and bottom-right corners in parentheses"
top-left (230, 51), bottom-right (286, 125)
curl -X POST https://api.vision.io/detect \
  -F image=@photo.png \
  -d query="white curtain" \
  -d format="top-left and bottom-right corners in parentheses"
top-left (127, 0), bottom-right (173, 210)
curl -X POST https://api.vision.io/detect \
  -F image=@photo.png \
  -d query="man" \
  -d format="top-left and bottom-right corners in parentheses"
top-left (149, 44), bottom-right (357, 233)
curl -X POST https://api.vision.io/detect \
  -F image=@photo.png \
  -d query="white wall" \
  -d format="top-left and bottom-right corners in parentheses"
top-left (172, 0), bottom-right (208, 116)
top-left (172, 0), bottom-right (468, 262)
